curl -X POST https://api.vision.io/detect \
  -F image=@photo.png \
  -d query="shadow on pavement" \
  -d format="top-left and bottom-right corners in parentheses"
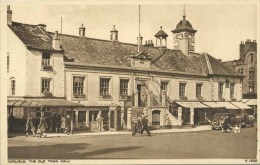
top-left (9, 143), bottom-right (142, 159)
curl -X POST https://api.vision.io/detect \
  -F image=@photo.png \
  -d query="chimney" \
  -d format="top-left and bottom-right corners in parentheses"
top-left (52, 31), bottom-right (61, 50)
top-left (79, 24), bottom-right (86, 37)
top-left (38, 24), bottom-right (47, 30)
top-left (144, 40), bottom-right (154, 47)
top-left (7, 5), bottom-right (12, 26)
top-left (240, 41), bottom-right (245, 59)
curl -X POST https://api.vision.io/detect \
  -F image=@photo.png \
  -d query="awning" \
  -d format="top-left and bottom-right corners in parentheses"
top-left (217, 102), bottom-right (239, 109)
top-left (242, 99), bottom-right (257, 106)
top-left (175, 101), bottom-right (209, 108)
top-left (230, 102), bottom-right (252, 109)
top-left (7, 99), bottom-right (85, 108)
top-left (202, 102), bottom-right (225, 108)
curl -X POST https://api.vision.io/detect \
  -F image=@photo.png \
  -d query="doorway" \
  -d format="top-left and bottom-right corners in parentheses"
top-left (137, 84), bottom-right (147, 107)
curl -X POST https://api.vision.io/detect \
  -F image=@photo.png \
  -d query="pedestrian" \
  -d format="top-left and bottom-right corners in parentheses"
top-left (131, 122), bottom-right (138, 136)
top-left (25, 114), bottom-right (36, 137)
top-left (137, 116), bottom-right (143, 135)
top-left (141, 115), bottom-right (151, 136)
top-left (64, 114), bottom-right (71, 134)
top-left (60, 114), bottom-right (66, 133)
top-left (49, 113), bottom-right (54, 132)
top-left (222, 116), bottom-right (230, 133)
top-left (8, 112), bottom-right (15, 132)
top-left (96, 112), bottom-right (104, 132)
top-left (38, 113), bottom-right (48, 138)
top-left (53, 113), bottom-right (61, 133)
top-left (165, 113), bottom-right (170, 129)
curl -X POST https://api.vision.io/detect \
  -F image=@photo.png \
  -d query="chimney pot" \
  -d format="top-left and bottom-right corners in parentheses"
top-left (7, 5), bottom-right (12, 26)
top-left (38, 24), bottom-right (47, 30)
top-left (52, 31), bottom-right (61, 50)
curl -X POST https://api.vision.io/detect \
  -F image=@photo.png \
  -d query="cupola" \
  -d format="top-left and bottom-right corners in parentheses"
top-left (79, 24), bottom-right (86, 37)
top-left (154, 26), bottom-right (168, 48)
top-left (110, 25), bottom-right (118, 41)
top-left (171, 6), bottom-right (197, 55)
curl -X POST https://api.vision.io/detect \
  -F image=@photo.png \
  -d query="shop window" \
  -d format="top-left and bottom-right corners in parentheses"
top-left (73, 76), bottom-right (85, 97)
top-left (119, 79), bottom-right (129, 98)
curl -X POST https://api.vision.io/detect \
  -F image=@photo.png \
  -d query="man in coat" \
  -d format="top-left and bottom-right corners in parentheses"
top-left (141, 115), bottom-right (151, 136)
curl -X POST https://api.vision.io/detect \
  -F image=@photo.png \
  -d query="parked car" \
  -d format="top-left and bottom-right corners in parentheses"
top-left (238, 113), bottom-right (254, 128)
top-left (211, 113), bottom-right (230, 130)
top-left (211, 113), bottom-right (253, 130)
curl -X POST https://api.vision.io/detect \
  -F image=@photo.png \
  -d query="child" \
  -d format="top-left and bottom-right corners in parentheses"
top-left (234, 124), bottom-right (241, 134)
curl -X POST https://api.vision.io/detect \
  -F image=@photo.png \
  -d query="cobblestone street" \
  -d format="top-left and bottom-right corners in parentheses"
top-left (8, 127), bottom-right (257, 159)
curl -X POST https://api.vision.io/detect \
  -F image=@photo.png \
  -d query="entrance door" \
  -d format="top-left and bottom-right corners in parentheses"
top-left (78, 111), bottom-right (86, 129)
top-left (137, 84), bottom-right (147, 107)
top-left (152, 110), bottom-right (161, 129)
top-left (89, 111), bottom-right (98, 131)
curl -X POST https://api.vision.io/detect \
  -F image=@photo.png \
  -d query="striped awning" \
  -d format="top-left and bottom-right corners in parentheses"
top-left (202, 102), bottom-right (225, 108)
top-left (230, 102), bottom-right (252, 110)
top-left (242, 99), bottom-right (257, 106)
top-left (7, 99), bottom-right (84, 107)
top-left (175, 101), bottom-right (209, 108)
top-left (218, 102), bottom-right (239, 109)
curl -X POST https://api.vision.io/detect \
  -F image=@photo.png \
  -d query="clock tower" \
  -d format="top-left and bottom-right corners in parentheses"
top-left (171, 7), bottom-right (197, 55)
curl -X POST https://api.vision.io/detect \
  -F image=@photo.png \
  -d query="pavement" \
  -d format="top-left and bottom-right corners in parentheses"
top-left (41, 125), bottom-right (212, 137)
top-left (8, 125), bottom-right (212, 138)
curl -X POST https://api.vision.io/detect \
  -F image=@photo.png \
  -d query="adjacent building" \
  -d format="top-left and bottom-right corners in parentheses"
top-left (7, 6), bottom-right (250, 132)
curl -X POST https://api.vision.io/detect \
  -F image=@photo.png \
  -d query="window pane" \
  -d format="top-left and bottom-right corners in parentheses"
top-left (100, 78), bottom-right (110, 97)
top-left (120, 79), bottom-right (129, 97)
top-left (73, 77), bottom-right (85, 96)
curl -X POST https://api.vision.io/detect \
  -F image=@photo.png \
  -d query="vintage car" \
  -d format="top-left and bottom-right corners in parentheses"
top-left (211, 113), bottom-right (253, 130)
top-left (211, 113), bottom-right (230, 130)
top-left (237, 113), bottom-right (254, 128)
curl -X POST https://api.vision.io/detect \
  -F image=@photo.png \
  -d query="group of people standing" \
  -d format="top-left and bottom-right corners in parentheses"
top-left (132, 113), bottom-right (151, 137)
top-left (25, 113), bottom-right (72, 137)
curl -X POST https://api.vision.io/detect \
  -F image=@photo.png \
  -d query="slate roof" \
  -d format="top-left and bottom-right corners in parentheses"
top-left (207, 55), bottom-right (241, 76)
top-left (9, 21), bottom-right (242, 77)
top-left (9, 22), bottom-right (54, 51)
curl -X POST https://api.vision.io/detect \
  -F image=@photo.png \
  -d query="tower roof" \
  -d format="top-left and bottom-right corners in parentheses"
top-left (171, 7), bottom-right (197, 33)
top-left (154, 26), bottom-right (168, 38)
top-left (79, 24), bottom-right (85, 29)
top-left (110, 25), bottom-right (118, 32)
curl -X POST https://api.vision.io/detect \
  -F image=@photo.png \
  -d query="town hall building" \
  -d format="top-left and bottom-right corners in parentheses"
top-left (7, 6), bottom-right (251, 132)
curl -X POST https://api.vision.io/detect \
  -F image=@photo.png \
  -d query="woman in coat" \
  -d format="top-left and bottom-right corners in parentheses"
top-left (60, 114), bottom-right (66, 133)
top-left (25, 114), bottom-right (36, 137)
top-left (38, 113), bottom-right (48, 138)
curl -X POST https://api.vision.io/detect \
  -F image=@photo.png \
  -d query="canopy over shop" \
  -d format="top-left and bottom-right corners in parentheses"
top-left (173, 101), bottom-right (252, 126)
top-left (8, 99), bottom-right (85, 133)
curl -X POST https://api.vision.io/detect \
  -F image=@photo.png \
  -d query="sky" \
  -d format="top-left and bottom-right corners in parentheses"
top-left (9, 2), bottom-right (257, 61)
